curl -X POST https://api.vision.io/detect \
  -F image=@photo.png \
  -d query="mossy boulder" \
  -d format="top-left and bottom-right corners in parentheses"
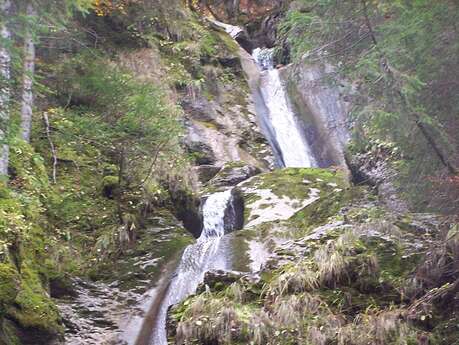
top-left (9, 265), bottom-right (62, 334)
top-left (207, 161), bottom-right (260, 189)
top-left (239, 167), bottom-right (349, 229)
top-left (101, 175), bottom-right (119, 198)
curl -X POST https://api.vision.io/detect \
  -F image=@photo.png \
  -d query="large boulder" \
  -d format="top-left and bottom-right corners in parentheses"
top-left (208, 162), bottom-right (261, 188)
top-left (193, 165), bottom-right (222, 184)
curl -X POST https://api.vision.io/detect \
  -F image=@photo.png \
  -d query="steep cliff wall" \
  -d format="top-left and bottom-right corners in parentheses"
top-left (280, 63), bottom-right (351, 168)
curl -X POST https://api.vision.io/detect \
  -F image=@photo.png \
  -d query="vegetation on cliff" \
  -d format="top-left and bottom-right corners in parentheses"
top-left (0, 0), bottom-right (254, 341)
top-left (277, 0), bottom-right (459, 212)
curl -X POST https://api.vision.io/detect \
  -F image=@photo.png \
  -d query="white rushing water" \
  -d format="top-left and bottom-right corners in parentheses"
top-left (253, 48), bottom-right (316, 168)
top-left (148, 190), bottom-right (234, 345)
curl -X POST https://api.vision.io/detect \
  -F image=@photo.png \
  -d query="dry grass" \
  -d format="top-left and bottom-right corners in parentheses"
top-left (225, 282), bottom-right (245, 303)
top-left (336, 310), bottom-right (414, 345)
top-left (176, 302), bottom-right (240, 344)
top-left (314, 230), bottom-right (365, 286)
top-left (415, 224), bottom-right (459, 290)
top-left (315, 242), bottom-right (349, 286)
top-left (265, 261), bottom-right (319, 297)
top-left (247, 310), bottom-right (273, 345)
top-left (272, 293), bottom-right (322, 326)
top-left (176, 291), bottom-right (241, 345)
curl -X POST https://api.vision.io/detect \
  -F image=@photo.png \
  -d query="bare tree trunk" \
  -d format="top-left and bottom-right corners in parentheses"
top-left (20, 2), bottom-right (36, 143)
top-left (117, 147), bottom-right (125, 224)
top-left (0, 0), bottom-right (11, 176)
top-left (361, 0), bottom-right (377, 45)
top-left (42, 112), bottom-right (57, 183)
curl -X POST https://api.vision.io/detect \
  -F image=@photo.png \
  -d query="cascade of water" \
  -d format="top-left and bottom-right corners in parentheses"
top-left (146, 190), bottom-right (234, 345)
top-left (252, 48), bottom-right (316, 168)
top-left (138, 23), bottom-right (320, 345)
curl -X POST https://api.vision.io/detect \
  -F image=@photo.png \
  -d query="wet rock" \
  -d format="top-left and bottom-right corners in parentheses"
top-left (280, 63), bottom-right (350, 168)
top-left (224, 188), bottom-right (245, 232)
top-left (50, 276), bottom-right (78, 299)
top-left (201, 0), bottom-right (286, 49)
top-left (348, 150), bottom-right (409, 213)
top-left (197, 270), bottom-right (244, 294)
top-left (194, 165), bottom-right (222, 184)
top-left (168, 188), bottom-right (203, 237)
top-left (185, 140), bottom-right (216, 166)
top-left (208, 162), bottom-right (261, 187)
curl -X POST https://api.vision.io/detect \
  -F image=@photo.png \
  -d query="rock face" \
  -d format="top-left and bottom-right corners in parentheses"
top-left (281, 63), bottom-right (351, 168)
top-left (167, 168), bottom-right (458, 345)
top-left (182, 78), bottom-right (275, 172)
top-left (347, 148), bottom-right (410, 213)
top-left (223, 188), bottom-right (245, 232)
top-left (58, 210), bottom-right (193, 345)
top-left (207, 162), bottom-right (261, 188)
top-left (197, 0), bottom-right (289, 49)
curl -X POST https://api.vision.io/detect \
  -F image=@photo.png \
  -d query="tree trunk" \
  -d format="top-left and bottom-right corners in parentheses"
top-left (20, 2), bottom-right (36, 143)
top-left (0, 0), bottom-right (12, 176)
top-left (361, 0), bottom-right (377, 45)
top-left (117, 147), bottom-right (125, 224)
top-left (43, 112), bottom-right (57, 183)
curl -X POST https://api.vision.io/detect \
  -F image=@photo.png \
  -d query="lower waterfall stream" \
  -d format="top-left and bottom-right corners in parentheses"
top-left (141, 190), bottom-right (236, 345)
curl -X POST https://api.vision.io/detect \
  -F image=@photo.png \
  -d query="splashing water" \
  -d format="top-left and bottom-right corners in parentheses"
top-left (253, 48), bottom-right (316, 168)
top-left (147, 190), bottom-right (234, 345)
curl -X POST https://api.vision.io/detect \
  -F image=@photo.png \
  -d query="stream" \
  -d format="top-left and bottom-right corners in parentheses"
top-left (136, 190), bottom-right (236, 345)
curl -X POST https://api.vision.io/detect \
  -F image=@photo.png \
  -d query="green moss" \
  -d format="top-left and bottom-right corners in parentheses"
top-left (0, 318), bottom-right (20, 345)
top-left (194, 120), bottom-right (219, 130)
top-left (10, 265), bottom-right (62, 333)
top-left (366, 237), bottom-right (421, 289)
top-left (0, 264), bottom-right (19, 312)
top-left (243, 168), bottom-right (348, 200)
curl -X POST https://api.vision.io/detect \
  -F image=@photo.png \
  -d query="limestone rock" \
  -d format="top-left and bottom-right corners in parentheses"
top-left (208, 162), bottom-right (261, 188)
top-left (193, 165), bottom-right (222, 184)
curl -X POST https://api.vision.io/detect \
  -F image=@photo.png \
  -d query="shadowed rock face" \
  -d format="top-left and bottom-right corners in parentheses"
top-left (224, 188), bottom-right (245, 232)
top-left (208, 163), bottom-right (261, 188)
top-left (197, 0), bottom-right (289, 49)
top-left (198, 0), bottom-right (284, 23)
top-left (280, 63), bottom-right (351, 169)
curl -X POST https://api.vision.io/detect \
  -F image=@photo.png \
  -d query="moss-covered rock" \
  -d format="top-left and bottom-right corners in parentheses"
top-left (239, 167), bottom-right (349, 229)
top-left (0, 265), bottom-right (19, 313)
top-left (168, 167), bottom-right (458, 345)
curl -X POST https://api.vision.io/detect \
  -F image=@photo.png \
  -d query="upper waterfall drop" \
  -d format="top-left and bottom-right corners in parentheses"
top-left (253, 48), bottom-right (316, 168)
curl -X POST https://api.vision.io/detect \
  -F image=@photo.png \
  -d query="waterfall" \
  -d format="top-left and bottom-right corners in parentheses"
top-left (137, 22), bottom-right (320, 345)
top-left (253, 48), bottom-right (316, 168)
top-left (145, 190), bottom-right (235, 345)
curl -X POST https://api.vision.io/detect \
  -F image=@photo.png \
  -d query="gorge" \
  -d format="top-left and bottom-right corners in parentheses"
top-left (0, 1), bottom-right (458, 345)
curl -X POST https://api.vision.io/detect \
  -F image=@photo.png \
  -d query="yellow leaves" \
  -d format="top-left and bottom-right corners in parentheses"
top-left (92, 0), bottom-right (137, 16)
